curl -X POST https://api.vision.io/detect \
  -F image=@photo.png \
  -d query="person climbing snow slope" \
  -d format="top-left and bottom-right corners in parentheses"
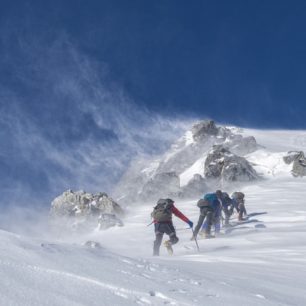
top-left (151, 198), bottom-right (193, 256)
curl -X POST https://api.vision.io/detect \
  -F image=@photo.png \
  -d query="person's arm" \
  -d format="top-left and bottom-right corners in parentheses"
top-left (171, 205), bottom-right (193, 227)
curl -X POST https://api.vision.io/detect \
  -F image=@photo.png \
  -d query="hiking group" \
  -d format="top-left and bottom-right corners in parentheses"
top-left (151, 190), bottom-right (247, 256)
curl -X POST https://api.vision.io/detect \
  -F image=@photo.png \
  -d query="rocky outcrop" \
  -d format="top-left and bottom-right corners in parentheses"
top-left (113, 120), bottom-right (260, 203)
top-left (191, 120), bottom-right (258, 156)
top-left (50, 190), bottom-right (124, 232)
top-left (180, 174), bottom-right (208, 198)
top-left (204, 145), bottom-right (259, 182)
top-left (226, 135), bottom-right (258, 156)
top-left (283, 151), bottom-right (306, 177)
top-left (192, 120), bottom-right (220, 141)
top-left (139, 172), bottom-right (180, 200)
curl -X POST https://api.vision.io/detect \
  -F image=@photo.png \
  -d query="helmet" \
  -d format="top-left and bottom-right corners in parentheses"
top-left (215, 190), bottom-right (223, 198)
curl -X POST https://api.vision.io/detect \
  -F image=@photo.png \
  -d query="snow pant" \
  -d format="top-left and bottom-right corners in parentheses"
top-left (193, 207), bottom-right (213, 238)
top-left (232, 199), bottom-right (240, 213)
top-left (153, 222), bottom-right (179, 256)
top-left (202, 218), bottom-right (221, 233)
top-left (238, 202), bottom-right (247, 220)
top-left (202, 209), bottom-right (221, 233)
top-left (222, 206), bottom-right (233, 225)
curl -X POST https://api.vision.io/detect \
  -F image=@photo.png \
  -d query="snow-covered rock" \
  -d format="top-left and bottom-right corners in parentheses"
top-left (226, 135), bottom-right (258, 155)
top-left (191, 120), bottom-right (220, 140)
top-left (113, 120), bottom-right (260, 203)
top-left (283, 151), bottom-right (306, 177)
top-left (50, 190), bottom-right (124, 232)
top-left (204, 145), bottom-right (259, 182)
top-left (180, 174), bottom-right (208, 198)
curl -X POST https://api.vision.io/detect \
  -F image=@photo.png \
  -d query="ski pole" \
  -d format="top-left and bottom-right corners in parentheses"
top-left (146, 221), bottom-right (154, 227)
top-left (191, 228), bottom-right (200, 252)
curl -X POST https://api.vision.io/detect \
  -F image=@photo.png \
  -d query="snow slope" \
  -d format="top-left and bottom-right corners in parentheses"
top-left (179, 127), bottom-right (306, 183)
top-left (1, 129), bottom-right (306, 306)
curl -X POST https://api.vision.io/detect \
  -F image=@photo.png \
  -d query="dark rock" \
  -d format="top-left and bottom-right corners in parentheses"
top-left (113, 120), bottom-right (259, 203)
top-left (283, 152), bottom-right (300, 164)
top-left (192, 120), bottom-right (220, 141)
top-left (283, 151), bottom-right (306, 177)
top-left (50, 190), bottom-right (124, 233)
top-left (228, 135), bottom-right (258, 155)
top-left (204, 145), bottom-right (259, 182)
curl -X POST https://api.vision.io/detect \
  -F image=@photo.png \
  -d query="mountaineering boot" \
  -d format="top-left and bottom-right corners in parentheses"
top-left (190, 234), bottom-right (196, 241)
top-left (204, 233), bottom-right (215, 239)
top-left (164, 240), bottom-right (173, 255)
top-left (198, 231), bottom-right (207, 239)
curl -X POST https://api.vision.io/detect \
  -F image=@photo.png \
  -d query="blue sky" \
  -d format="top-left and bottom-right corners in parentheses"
top-left (1, 0), bottom-right (306, 207)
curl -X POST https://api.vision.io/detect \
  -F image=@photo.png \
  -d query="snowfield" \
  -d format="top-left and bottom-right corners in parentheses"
top-left (1, 128), bottom-right (306, 305)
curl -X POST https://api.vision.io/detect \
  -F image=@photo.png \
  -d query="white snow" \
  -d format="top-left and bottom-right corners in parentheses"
top-left (141, 160), bottom-right (160, 178)
top-left (179, 156), bottom-right (206, 187)
top-left (242, 128), bottom-right (306, 152)
top-left (246, 150), bottom-right (292, 178)
top-left (1, 128), bottom-right (306, 305)
top-left (184, 131), bottom-right (195, 146)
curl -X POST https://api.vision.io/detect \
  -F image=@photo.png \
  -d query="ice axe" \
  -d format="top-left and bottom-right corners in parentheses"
top-left (190, 228), bottom-right (200, 252)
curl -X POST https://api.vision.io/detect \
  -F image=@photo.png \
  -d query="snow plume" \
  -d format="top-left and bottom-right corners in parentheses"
top-left (0, 31), bottom-right (195, 221)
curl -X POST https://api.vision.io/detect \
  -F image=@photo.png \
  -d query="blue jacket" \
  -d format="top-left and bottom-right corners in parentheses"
top-left (203, 193), bottom-right (221, 212)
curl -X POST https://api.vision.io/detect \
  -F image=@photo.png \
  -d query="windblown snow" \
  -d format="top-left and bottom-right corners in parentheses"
top-left (1, 128), bottom-right (306, 306)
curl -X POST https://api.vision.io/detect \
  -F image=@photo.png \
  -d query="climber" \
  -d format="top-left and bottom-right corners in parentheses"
top-left (151, 198), bottom-right (193, 256)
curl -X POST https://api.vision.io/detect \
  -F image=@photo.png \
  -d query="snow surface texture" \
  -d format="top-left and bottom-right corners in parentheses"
top-left (1, 128), bottom-right (306, 305)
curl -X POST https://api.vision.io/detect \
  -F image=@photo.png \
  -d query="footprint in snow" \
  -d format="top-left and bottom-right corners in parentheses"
top-left (148, 291), bottom-right (177, 305)
top-left (206, 293), bottom-right (219, 298)
top-left (83, 241), bottom-right (102, 249)
top-left (190, 279), bottom-right (201, 286)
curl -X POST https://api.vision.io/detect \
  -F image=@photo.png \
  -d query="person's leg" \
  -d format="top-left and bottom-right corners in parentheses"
top-left (193, 213), bottom-right (206, 238)
top-left (241, 202), bottom-right (247, 216)
top-left (223, 207), bottom-right (230, 226)
top-left (204, 209), bottom-right (213, 235)
top-left (153, 224), bottom-right (164, 256)
top-left (201, 219), bottom-right (208, 232)
top-left (238, 203), bottom-right (244, 221)
top-left (233, 199), bottom-right (240, 213)
top-left (165, 223), bottom-right (179, 245)
top-left (214, 216), bottom-right (221, 234)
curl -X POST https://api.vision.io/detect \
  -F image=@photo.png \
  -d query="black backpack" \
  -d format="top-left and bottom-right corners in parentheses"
top-left (151, 199), bottom-right (174, 222)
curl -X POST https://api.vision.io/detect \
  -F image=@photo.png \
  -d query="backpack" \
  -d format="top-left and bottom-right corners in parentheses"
top-left (203, 193), bottom-right (217, 203)
top-left (197, 199), bottom-right (210, 208)
top-left (232, 192), bottom-right (245, 201)
top-left (151, 199), bottom-right (174, 222)
top-left (222, 192), bottom-right (232, 206)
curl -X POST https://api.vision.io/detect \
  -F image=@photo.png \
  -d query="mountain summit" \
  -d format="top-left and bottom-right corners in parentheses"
top-left (113, 120), bottom-right (262, 203)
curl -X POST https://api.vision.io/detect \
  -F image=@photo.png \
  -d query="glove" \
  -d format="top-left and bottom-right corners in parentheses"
top-left (187, 220), bottom-right (193, 228)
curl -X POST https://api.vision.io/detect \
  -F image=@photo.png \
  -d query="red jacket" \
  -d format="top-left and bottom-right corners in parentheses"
top-left (171, 205), bottom-right (189, 223)
top-left (154, 204), bottom-right (189, 224)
